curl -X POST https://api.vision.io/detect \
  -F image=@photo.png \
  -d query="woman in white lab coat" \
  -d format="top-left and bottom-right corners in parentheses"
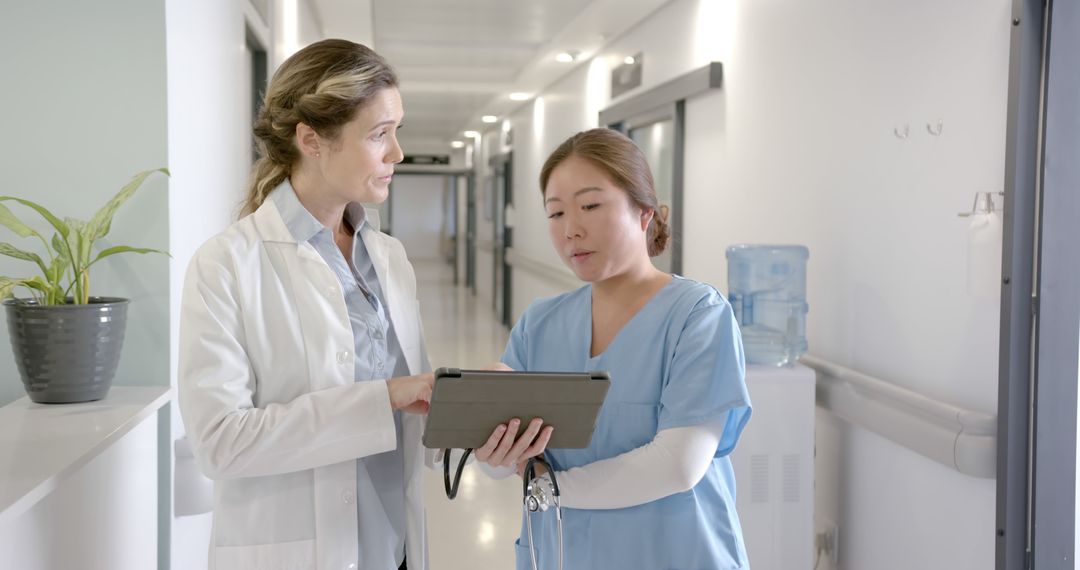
top-left (178, 39), bottom-right (551, 570)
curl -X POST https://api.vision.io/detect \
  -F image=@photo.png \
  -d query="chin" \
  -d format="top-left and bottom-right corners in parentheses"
top-left (358, 186), bottom-right (388, 204)
top-left (568, 264), bottom-right (604, 284)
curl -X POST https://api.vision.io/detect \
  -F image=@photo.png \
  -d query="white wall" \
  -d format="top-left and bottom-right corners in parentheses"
top-left (167, 1), bottom-right (330, 567)
top-left (484, 0), bottom-right (1009, 568)
top-left (166, 0), bottom-right (259, 566)
top-left (390, 175), bottom-right (446, 261)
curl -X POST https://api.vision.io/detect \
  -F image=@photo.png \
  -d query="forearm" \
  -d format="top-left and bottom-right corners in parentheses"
top-left (182, 381), bottom-right (397, 479)
top-left (554, 418), bottom-right (724, 510)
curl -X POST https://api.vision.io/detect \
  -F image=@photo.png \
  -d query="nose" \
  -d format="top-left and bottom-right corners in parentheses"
top-left (562, 216), bottom-right (584, 240)
top-left (386, 134), bottom-right (404, 164)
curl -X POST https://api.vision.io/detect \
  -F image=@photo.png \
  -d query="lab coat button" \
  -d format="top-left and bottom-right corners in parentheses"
top-left (337, 350), bottom-right (351, 364)
top-left (326, 286), bottom-right (337, 297)
top-left (347, 564), bottom-right (357, 569)
top-left (342, 490), bottom-right (354, 504)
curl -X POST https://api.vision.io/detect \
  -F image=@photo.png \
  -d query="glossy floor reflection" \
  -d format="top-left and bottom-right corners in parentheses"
top-left (415, 260), bottom-right (521, 570)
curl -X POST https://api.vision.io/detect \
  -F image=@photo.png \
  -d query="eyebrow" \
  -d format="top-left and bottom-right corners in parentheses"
top-left (544, 186), bottom-right (602, 204)
top-left (370, 119), bottom-right (402, 130)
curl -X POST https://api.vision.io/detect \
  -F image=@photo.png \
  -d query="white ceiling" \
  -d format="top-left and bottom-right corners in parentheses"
top-left (312, 0), bottom-right (671, 150)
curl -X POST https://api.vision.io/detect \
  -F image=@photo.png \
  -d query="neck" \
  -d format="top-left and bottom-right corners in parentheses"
top-left (290, 164), bottom-right (349, 234)
top-left (592, 258), bottom-right (665, 301)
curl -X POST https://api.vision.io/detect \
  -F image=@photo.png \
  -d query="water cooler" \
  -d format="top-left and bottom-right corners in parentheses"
top-left (726, 244), bottom-right (815, 569)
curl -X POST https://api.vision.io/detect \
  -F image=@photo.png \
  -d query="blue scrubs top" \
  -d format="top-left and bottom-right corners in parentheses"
top-left (501, 276), bottom-right (752, 570)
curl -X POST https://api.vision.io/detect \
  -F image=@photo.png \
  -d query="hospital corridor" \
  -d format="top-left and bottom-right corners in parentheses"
top-left (1, 0), bottom-right (1079, 569)
top-left (411, 260), bottom-right (516, 570)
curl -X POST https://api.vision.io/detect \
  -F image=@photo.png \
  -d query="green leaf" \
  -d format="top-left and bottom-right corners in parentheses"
top-left (63, 217), bottom-right (92, 268)
top-left (51, 233), bottom-right (76, 297)
top-left (0, 276), bottom-right (51, 301)
top-left (0, 278), bottom-right (16, 300)
top-left (0, 243), bottom-right (48, 274)
top-left (86, 168), bottom-right (168, 243)
top-left (0, 203), bottom-right (39, 239)
top-left (46, 253), bottom-right (70, 285)
top-left (0, 197), bottom-right (69, 239)
top-left (51, 233), bottom-right (74, 267)
top-left (24, 276), bottom-right (51, 293)
top-left (89, 245), bottom-right (169, 268)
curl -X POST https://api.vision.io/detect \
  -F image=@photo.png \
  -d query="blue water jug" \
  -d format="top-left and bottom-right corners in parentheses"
top-left (725, 244), bottom-right (809, 366)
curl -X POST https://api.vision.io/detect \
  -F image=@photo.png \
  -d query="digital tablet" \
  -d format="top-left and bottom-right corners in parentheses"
top-left (421, 367), bottom-right (611, 450)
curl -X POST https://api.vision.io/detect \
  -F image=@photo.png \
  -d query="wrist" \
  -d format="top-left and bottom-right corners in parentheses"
top-left (384, 378), bottom-right (401, 410)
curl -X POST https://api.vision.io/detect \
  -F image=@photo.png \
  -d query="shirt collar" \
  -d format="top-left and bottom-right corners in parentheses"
top-left (269, 178), bottom-right (368, 243)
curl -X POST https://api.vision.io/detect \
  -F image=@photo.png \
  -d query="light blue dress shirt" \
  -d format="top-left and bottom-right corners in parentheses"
top-left (502, 276), bottom-right (753, 570)
top-left (272, 181), bottom-right (409, 570)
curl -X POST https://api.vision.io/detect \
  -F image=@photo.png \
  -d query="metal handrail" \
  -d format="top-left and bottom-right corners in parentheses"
top-left (801, 354), bottom-right (996, 479)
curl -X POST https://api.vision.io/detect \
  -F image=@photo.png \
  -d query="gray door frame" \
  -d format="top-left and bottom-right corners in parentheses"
top-left (384, 169), bottom-right (475, 288)
top-left (997, 1), bottom-right (1080, 568)
top-left (600, 62), bottom-right (722, 276)
top-left (489, 152), bottom-right (513, 327)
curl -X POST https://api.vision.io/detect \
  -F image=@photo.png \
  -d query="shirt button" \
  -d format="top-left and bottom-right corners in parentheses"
top-left (337, 350), bottom-right (351, 364)
top-left (341, 490), bottom-right (354, 504)
top-left (373, 329), bottom-right (384, 340)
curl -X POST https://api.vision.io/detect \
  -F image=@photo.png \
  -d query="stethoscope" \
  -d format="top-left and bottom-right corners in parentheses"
top-left (522, 455), bottom-right (563, 570)
top-left (443, 449), bottom-right (564, 570)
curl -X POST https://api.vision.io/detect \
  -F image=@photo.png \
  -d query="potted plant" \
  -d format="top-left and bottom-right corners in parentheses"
top-left (0, 168), bottom-right (168, 403)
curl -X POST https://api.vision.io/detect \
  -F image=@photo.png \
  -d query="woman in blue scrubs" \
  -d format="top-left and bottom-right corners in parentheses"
top-left (483, 128), bottom-right (752, 569)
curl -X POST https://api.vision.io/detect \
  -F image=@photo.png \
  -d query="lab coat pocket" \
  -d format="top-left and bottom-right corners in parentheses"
top-left (210, 538), bottom-right (316, 570)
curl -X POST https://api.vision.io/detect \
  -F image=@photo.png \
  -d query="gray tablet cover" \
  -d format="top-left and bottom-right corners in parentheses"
top-left (422, 367), bottom-right (611, 450)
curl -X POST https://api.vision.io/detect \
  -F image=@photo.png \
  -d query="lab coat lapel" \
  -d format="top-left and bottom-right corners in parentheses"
top-left (360, 217), bottom-right (424, 375)
top-left (365, 229), bottom-right (393, 307)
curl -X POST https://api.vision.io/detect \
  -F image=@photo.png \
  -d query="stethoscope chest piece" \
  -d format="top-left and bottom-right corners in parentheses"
top-left (523, 455), bottom-right (564, 570)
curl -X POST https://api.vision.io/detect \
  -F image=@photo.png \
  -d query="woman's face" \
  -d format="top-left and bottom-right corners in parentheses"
top-left (543, 155), bottom-right (652, 282)
top-left (317, 87), bottom-right (404, 205)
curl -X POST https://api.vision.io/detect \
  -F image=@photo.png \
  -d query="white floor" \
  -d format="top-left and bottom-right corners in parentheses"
top-left (415, 260), bottom-right (522, 570)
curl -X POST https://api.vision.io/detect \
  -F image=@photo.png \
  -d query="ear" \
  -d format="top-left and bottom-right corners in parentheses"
top-left (294, 122), bottom-right (322, 159)
top-left (639, 207), bottom-right (654, 231)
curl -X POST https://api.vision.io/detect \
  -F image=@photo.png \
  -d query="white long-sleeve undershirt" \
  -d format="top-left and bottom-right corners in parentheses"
top-left (479, 418), bottom-right (725, 510)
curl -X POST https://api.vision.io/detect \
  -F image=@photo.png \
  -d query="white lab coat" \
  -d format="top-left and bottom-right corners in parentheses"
top-left (178, 197), bottom-right (436, 570)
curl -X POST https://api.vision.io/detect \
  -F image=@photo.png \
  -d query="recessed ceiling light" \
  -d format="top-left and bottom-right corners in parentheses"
top-left (463, 130), bottom-right (481, 138)
top-left (450, 140), bottom-right (465, 148)
top-left (481, 115), bottom-right (498, 124)
top-left (509, 92), bottom-right (531, 101)
top-left (624, 56), bottom-right (636, 65)
top-left (557, 50), bottom-right (583, 63)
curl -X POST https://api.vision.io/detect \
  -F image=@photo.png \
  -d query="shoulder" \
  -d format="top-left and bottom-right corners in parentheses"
top-left (188, 216), bottom-right (261, 273)
top-left (366, 227), bottom-right (407, 257)
top-left (667, 276), bottom-right (733, 320)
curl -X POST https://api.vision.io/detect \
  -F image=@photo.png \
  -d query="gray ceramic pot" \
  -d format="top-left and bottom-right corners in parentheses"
top-left (4, 297), bottom-right (129, 404)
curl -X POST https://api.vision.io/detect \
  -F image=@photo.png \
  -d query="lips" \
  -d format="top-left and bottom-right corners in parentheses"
top-left (569, 249), bottom-right (595, 263)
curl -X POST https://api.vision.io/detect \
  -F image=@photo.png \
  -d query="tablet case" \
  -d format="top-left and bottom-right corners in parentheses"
top-left (422, 367), bottom-right (611, 450)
